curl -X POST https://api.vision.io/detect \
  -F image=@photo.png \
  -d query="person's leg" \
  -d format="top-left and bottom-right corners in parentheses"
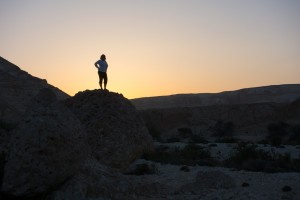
top-left (98, 71), bottom-right (103, 89)
top-left (103, 73), bottom-right (108, 90)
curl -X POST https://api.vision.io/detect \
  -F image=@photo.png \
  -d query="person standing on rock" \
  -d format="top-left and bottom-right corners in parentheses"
top-left (94, 54), bottom-right (108, 90)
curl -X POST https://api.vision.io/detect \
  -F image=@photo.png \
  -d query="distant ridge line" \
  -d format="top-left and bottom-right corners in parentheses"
top-left (131, 84), bottom-right (300, 110)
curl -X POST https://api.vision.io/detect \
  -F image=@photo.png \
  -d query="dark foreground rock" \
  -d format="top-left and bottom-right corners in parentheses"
top-left (64, 89), bottom-right (154, 169)
top-left (1, 89), bottom-right (86, 197)
top-left (48, 158), bottom-right (170, 200)
top-left (1, 88), bottom-right (154, 198)
top-left (0, 57), bottom-right (69, 128)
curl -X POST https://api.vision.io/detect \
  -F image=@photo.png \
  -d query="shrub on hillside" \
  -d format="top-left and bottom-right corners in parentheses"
top-left (224, 143), bottom-right (300, 172)
top-left (144, 144), bottom-right (216, 166)
top-left (266, 122), bottom-right (300, 145)
top-left (215, 137), bottom-right (239, 143)
top-left (189, 134), bottom-right (209, 144)
top-left (289, 124), bottom-right (300, 145)
top-left (177, 127), bottom-right (193, 138)
top-left (212, 121), bottom-right (234, 137)
top-left (166, 137), bottom-right (180, 143)
top-left (180, 144), bottom-right (210, 161)
top-left (143, 147), bottom-right (180, 165)
top-left (126, 163), bottom-right (158, 175)
top-left (145, 121), bottom-right (162, 141)
top-left (267, 122), bottom-right (288, 146)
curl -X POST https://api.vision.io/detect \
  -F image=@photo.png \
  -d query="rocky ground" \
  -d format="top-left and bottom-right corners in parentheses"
top-left (153, 142), bottom-right (300, 160)
top-left (126, 159), bottom-right (300, 200)
top-left (121, 141), bottom-right (300, 200)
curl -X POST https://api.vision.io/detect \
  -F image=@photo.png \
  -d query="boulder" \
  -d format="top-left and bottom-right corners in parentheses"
top-left (1, 89), bottom-right (86, 197)
top-left (64, 90), bottom-right (153, 169)
top-left (48, 158), bottom-right (170, 200)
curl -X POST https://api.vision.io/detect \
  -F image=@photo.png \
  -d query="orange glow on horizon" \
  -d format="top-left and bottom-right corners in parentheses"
top-left (1, 1), bottom-right (299, 99)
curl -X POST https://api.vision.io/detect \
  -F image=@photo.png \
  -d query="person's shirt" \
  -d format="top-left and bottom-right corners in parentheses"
top-left (95, 60), bottom-right (108, 72)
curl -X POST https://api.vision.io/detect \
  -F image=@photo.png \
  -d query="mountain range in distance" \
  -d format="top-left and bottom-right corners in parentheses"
top-left (131, 84), bottom-right (300, 110)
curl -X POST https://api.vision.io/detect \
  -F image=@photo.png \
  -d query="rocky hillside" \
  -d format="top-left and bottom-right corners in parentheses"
top-left (132, 84), bottom-right (300, 110)
top-left (139, 100), bottom-right (300, 143)
top-left (0, 57), bottom-right (153, 198)
top-left (1, 89), bottom-right (153, 198)
top-left (0, 57), bottom-right (69, 127)
top-left (132, 84), bottom-right (300, 143)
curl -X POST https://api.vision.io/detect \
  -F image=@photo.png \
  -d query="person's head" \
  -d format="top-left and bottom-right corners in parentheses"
top-left (100, 54), bottom-right (106, 61)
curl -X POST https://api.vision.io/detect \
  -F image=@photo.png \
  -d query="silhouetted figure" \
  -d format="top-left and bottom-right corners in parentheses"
top-left (94, 54), bottom-right (108, 90)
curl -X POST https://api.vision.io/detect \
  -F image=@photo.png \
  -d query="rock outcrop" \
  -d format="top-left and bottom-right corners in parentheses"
top-left (1, 89), bottom-right (86, 197)
top-left (64, 90), bottom-right (154, 169)
top-left (0, 57), bottom-right (69, 127)
top-left (0, 57), bottom-right (154, 197)
top-left (1, 87), bottom-right (154, 197)
top-left (48, 159), bottom-right (170, 200)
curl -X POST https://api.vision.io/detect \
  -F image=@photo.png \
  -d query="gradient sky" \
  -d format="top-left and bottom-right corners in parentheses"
top-left (1, 0), bottom-right (299, 99)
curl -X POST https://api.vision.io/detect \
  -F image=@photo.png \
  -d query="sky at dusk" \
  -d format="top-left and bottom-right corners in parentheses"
top-left (1, 0), bottom-right (299, 99)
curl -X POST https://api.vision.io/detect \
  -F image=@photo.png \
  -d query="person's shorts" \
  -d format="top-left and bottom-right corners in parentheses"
top-left (98, 71), bottom-right (107, 79)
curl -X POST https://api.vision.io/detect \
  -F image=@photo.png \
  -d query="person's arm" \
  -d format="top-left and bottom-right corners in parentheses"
top-left (94, 62), bottom-right (99, 69)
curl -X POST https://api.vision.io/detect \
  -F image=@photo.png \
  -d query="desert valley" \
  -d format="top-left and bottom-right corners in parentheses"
top-left (1, 56), bottom-right (300, 200)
